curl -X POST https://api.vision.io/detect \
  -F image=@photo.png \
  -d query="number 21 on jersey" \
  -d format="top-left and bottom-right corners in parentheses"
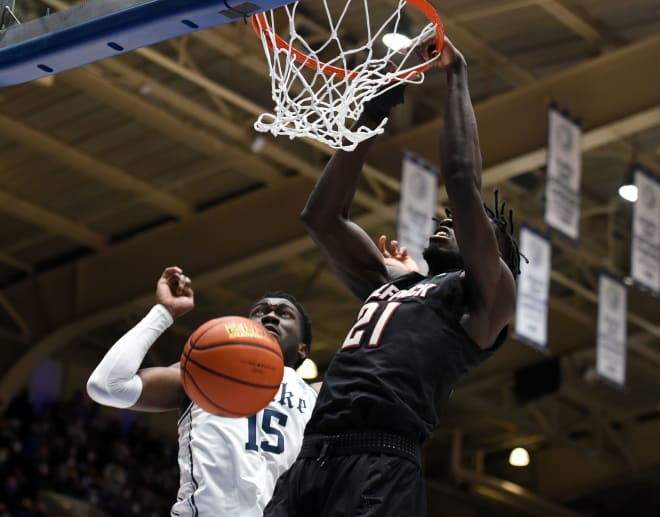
top-left (341, 301), bottom-right (401, 349)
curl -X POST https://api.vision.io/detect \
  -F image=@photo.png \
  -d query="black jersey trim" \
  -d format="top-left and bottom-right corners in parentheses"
top-left (392, 271), bottom-right (426, 285)
top-left (177, 395), bottom-right (193, 426)
top-left (186, 409), bottom-right (199, 517)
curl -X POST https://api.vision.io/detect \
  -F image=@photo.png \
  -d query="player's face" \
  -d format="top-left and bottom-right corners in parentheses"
top-left (248, 298), bottom-right (306, 368)
top-left (422, 217), bottom-right (462, 273)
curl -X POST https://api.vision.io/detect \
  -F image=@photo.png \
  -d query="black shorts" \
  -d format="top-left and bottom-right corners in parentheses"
top-left (264, 436), bottom-right (426, 517)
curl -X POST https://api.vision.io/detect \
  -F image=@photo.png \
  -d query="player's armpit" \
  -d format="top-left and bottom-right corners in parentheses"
top-left (301, 116), bottom-right (390, 300)
top-left (133, 365), bottom-right (184, 412)
top-left (305, 219), bottom-right (389, 301)
top-left (461, 263), bottom-right (516, 349)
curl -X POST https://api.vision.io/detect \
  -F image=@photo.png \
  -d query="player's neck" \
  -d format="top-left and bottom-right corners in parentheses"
top-left (427, 265), bottom-right (462, 277)
top-left (425, 256), bottom-right (463, 277)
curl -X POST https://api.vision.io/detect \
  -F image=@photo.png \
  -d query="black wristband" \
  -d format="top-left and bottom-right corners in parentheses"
top-left (363, 83), bottom-right (407, 123)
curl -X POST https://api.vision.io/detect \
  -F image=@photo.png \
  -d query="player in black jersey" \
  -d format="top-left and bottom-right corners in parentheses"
top-left (264, 38), bottom-right (520, 517)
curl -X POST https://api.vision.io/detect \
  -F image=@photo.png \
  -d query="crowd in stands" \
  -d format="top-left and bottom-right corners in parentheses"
top-left (1, 390), bottom-right (179, 516)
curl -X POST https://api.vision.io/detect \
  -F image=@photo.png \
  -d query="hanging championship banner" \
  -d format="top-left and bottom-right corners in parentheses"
top-left (631, 169), bottom-right (660, 295)
top-left (596, 274), bottom-right (627, 387)
top-left (545, 107), bottom-right (582, 241)
top-left (515, 226), bottom-right (552, 350)
top-left (398, 154), bottom-right (437, 275)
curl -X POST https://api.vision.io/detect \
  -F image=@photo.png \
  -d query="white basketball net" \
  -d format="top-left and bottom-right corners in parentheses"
top-left (253, 0), bottom-right (440, 151)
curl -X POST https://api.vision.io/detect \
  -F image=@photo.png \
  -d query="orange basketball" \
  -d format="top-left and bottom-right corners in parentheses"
top-left (180, 316), bottom-right (284, 417)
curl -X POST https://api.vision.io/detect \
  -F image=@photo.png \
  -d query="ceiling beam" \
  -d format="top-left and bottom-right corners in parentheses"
top-left (437, 14), bottom-right (537, 87)
top-left (551, 270), bottom-right (660, 341)
top-left (0, 250), bottom-right (31, 272)
top-left (85, 54), bottom-right (397, 220)
top-left (135, 45), bottom-right (266, 116)
top-left (59, 66), bottom-right (283, 188)
top-left (363, 85), bottom-right (659, 207)
top-left (39, 1), bottom-right (660, 205)
top-left (192, 26), bottom-right (272, 81)
top-left (92, 59), bottom-right (346, 208)
top-left (453, 1), bottom-right (536, 22)
top-left (379, 0), bottom-right (536, 87)
top-left (97, 59), bottom-right (248, 143)
top-left (0, 188), bottom-right (106, 249)
top-left (0, 112), bottom-right (193, 219)
top-left (479, 106), bottom-right (660, 188)
top-left (382, 33), bottom-right (660, 170)
top-left (36, 1), bottom-right (405, 205)
top-left (0, 292), bottom-right (31, 341)
top-left (534, 0), bottom-right (621, 48)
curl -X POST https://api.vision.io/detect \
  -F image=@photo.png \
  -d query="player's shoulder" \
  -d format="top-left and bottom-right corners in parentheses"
top-left (392, 271), bottom-right (426, 286)
top-left (284, 367), bottom-right (318, 398)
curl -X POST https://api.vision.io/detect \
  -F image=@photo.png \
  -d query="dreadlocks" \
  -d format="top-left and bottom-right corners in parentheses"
top-left (437, 191), bottom-right (525, 276)
top-left (483, 190), bottom-right (525, 276)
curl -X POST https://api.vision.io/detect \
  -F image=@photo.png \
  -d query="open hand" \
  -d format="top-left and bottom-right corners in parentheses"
top-left (378, 235), bottom-right (420, 273)
top-left (156, 266), bottom-right (194, 319)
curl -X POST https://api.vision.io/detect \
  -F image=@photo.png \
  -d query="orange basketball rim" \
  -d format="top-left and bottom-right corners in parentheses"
top-left (251, 0), bottom-right (445, 81)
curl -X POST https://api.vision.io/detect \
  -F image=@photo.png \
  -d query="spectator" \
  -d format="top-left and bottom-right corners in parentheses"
top-left (1, 391), bottom-right (176, 516)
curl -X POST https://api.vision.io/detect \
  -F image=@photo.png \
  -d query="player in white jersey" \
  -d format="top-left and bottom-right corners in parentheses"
top-left (174, 368), bottom-right (315, 516)
top-left (86, 266), bottom-right (318, 516)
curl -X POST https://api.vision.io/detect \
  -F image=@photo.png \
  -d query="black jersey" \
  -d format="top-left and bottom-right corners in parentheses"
top-left (306, 270), bottom-right (507, 443)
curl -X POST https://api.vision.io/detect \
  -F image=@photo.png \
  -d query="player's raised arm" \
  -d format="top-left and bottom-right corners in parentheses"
top-left (86, 267), bottom-right (194, 412)
top-left (438, 40), bottom-right (516, 348)
top-left (301, 87), bottom-right (407, 300)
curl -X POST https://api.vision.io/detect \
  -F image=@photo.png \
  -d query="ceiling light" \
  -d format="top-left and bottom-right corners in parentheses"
top-left (382, 12), bottom-right (413, 52)
top-left (296, 358), bottom-right (318, 380)
top-left (618, 184), bottom-right (638, 203)
top-left (508, 447), bottom-right (530, 467)
top-left (251, 135), bottom-right (266, 153)
top-left (618, 168), bottom-right (638, 202)
top-left (382, 32), bottom-right (412, 52)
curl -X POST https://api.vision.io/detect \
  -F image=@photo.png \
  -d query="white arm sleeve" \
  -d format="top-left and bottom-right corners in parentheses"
top-left (86, 304), bottom-right (174, 408)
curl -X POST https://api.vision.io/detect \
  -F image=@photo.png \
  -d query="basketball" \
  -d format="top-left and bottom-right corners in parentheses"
top-left (180, 316), bottom-right (284, 417)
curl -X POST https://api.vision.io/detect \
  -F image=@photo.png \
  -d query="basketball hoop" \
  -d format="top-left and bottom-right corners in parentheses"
top-left (251, 0), bottom-right (444, 151)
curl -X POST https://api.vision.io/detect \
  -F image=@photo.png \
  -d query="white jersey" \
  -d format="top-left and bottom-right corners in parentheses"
top-left (172, 367), bottom-right (317, 516)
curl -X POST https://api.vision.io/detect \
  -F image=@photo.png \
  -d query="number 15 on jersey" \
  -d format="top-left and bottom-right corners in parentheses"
top-left (245, 409), bottom-right (287, 454)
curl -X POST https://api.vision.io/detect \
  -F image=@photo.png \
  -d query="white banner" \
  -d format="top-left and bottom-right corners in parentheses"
top-left (515, 226), bottom-right (552, 350)
top-left (545, 108), bottom-right (582, 240)
top-left (631, 170), bottom-right (660, 295)
top-left (596, 274), bottom-right (627, 387)
top-left (397, 154), bottom-right (437, 275)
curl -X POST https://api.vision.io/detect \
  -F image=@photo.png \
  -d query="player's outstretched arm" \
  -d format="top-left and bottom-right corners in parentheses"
top-left (86, 267), bottom-right (194, 412)
top-left (301, 88), bottom-right (406, 300)
top-left (438, 40), bottom-right (515, 348)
